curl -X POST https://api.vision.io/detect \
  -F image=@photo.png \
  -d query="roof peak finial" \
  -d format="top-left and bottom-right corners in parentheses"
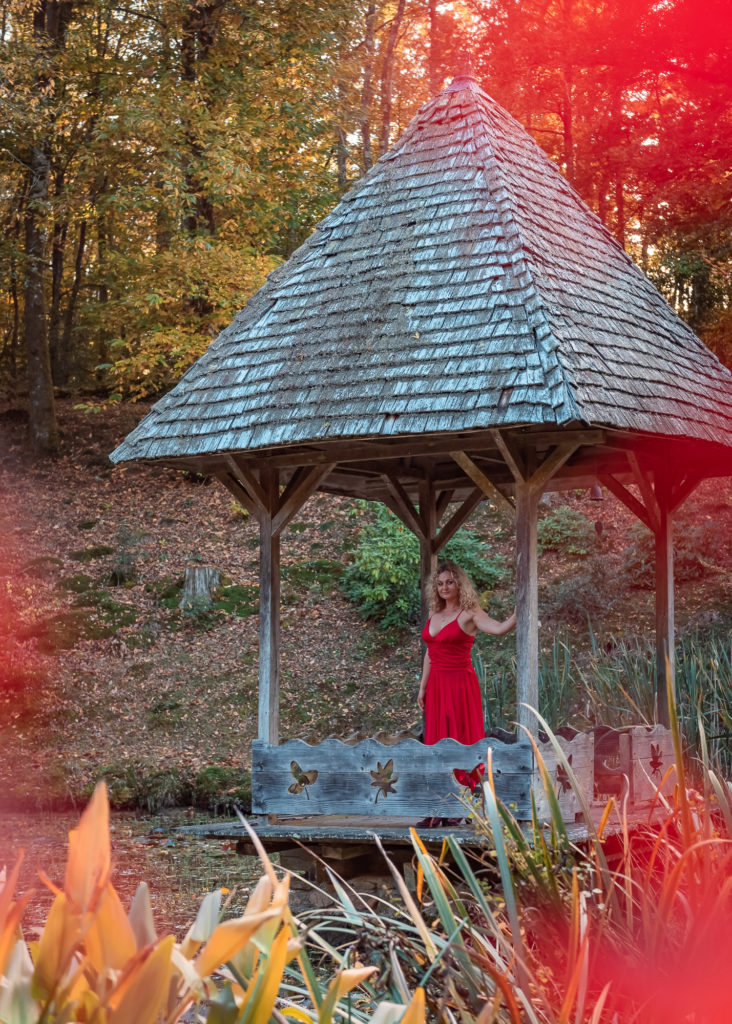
top-left (454, 48), bottom-right (476, 81)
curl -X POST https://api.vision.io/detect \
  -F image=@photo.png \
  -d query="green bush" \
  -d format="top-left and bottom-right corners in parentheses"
top-left (341, 502), bottom-right (507, 631)
top-left (543, 555), bottom-right (614, 626)
top-left (621, 511), bottom-right (718, 588)
top-left (537, 504), bottom-right (595, 556)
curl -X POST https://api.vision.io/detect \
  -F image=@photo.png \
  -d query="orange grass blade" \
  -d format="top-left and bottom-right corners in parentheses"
top-left (195, 906), bottom-right (284, 979)
top-left (64, 782), bottom-right (111, 914)
top-left (108, 935), bottom-right (175, 1024)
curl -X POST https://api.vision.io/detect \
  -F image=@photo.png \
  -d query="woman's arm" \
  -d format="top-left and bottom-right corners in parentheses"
top-left (417, 652), bottom-right (430, 710)
top-left (463, 606), bottom-right (517, 636)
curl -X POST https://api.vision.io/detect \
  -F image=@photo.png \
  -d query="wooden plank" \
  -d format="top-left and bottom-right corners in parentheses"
top-left (527, 442), bottom-right (580, 493)
top-left (271, 463), bottom-right (335, 536)
top-left (450, 451), bottom-right (515, 517)
top-left (515, 482), bottom-right (539, 738)
top-left (251, 738), bottom-right (534, 817)
top-left (258, 469), bottom-right (280, 744)
top-left (532, 732), bottom-right (594, 823)
top-left (627, 452), bottom-right (660, 533)
top-left (629, 726), bottom-right (675, 804)
top-left (599, 473), bottom-right (654, 531)
top-left (434, 487), bottom-right (484, 553)
top-left (383, 473), bottom-right (426, 538)
top-left (491, 429), bottom-right (527, 483)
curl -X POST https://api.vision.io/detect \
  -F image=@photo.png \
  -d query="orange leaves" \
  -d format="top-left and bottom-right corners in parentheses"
top-left (63, 779), bottom-right (111, 914)
top-left (1, 781), bottom-right (413, 1024)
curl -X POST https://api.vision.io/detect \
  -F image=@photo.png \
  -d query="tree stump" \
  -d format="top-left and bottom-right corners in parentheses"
top-left (179, 567), bottom-right (220, 612)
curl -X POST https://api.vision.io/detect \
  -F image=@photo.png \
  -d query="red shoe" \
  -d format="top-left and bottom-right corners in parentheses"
top-left (415, 816), bottom-right (441, 827)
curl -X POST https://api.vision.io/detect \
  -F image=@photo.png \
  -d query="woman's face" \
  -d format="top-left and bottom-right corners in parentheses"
top-left (437, 572), bottom-right (458, 602)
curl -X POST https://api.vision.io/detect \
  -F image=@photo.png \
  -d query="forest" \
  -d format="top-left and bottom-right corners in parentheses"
top-left (1, 0), bottom-right (731, 452)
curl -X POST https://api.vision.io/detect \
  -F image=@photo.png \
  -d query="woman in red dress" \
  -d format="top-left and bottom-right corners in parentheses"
top-left (416, 561), bottom-right (516, 827)
top-left (418, 561), bottom-right (516, 745)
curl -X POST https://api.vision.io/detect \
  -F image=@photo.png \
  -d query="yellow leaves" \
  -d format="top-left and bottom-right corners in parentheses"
top-left (3, 781), bottom-right (398, 1024)
top-left (64, 781), bottom-right (111, 914)
top-left (108, 936), bottom-right (176, 1024)
top-left (84, 882), bottom-right (137, 974)
top-left (194, 906), bottom-right (284, 979)
top-left (0, 855), bottom-right (30, 977)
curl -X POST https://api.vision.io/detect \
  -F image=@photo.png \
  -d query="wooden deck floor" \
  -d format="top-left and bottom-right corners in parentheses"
top-left (177, 808), bottom-right (647, 851)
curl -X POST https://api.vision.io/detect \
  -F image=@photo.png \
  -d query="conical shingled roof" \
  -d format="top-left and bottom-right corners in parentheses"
top-left (111, 76), bottom-right (732, 465)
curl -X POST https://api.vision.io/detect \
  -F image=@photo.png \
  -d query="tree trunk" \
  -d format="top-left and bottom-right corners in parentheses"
top-left (60, 218), bottom-right (87, 377)
top-left (24, 148), bottom-right (59, 454)
top-left (428, 0), bottom-right (439, 95)
top-left (49, 166), bottom-right (67, 385)
top-left (359, 3), bottom-right (376, 171)
top-left (378, 0), bottom-right (407, 157)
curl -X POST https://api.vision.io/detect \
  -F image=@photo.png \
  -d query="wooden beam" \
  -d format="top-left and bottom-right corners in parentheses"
top-left (271, 463), bottom-right (335, 537)
top-left (382, 473), bottom-right (427, 538)
top-left (627, 452), bottom-right (660, 533)
top-left (450, 451), bottom-right (516, 517)
top-left (258, 469), bottom-right (280, 745)
top-left (527, 442), bottom-right (580, 493)
top-left (515, 482), bottom-right (539, 738)
top-left (433, 488), bottom-right (484, 553)
top-left (216, 471), bottom-right (259, 519)
top-left (512, 428), bottom-right (606, 448)
top-left (654, 470), bottom-right (674, 728)
top-left (435, 489), bottom-right (454, 523)
top-left (599, 473), bottom-right (654, 532)
top-left (223, 455), bottom-right (268, 518)
top-left (419, 478), bottom-right (437, 631)
top-left (669, 469), bottom-right (703, 514)
top-left (491, 430), bottom-right (527, 482)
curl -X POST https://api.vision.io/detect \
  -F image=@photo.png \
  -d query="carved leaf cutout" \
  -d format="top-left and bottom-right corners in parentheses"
top-left (555, 754), bottom-right (573, 794)
top-left (650, 743), bottom-right (663, 778)
top-left (288, 760), bottom-right (319, 799)
top-left (370, 758), bottom-right (398, 803)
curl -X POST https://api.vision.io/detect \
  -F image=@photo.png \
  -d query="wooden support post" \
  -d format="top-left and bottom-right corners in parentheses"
top-left (258, 469), bottom-right (280, 745)
top-left (655, 472), bottom-right (674, 728)
top-left (419, 478), bottom-right (437, 631)
top-left (515, 481), bottom-right (540, 737)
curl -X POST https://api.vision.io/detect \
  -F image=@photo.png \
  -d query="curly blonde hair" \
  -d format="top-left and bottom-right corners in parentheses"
top-left (428, 561), bottom-right (481, 615)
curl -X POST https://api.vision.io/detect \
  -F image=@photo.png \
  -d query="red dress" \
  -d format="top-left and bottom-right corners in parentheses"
top-left (422, 615), bottom-right (486, 745)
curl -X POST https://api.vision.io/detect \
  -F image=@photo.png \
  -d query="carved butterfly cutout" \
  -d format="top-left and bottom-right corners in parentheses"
top-left (453, 762), bottom-right (485, 792)
top-left (288, 761), bottom-right (319, 798)
top-left (371, 758), bottom-right (398, 803)
top-left (649, 743), bottom-right (663, 777)
top-left (556, 754), bottom-right (573, 794)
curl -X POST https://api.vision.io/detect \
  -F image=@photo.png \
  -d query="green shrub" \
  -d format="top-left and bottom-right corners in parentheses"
top-left (537, 504), bottom-right (595, 555)
top-left (621, 511), bottom-right (718, 588)
top-left (543, 555), bottom-right (614, 626)
top-left (70, 544), bottom-right (115, 562)
top-left (341, 502), bottom-right (507, 631)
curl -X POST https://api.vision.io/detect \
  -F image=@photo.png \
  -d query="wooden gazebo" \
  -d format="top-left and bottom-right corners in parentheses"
top-left (112, 74), bottom-right (732, 826)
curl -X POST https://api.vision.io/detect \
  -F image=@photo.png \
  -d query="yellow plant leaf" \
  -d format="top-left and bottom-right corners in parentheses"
top-left (244, 875), bottom-right (274, 916)
top-left (108, 935), bottom-right (176, 1024)
top-left (240, 925), bottom-right (289, 1020)
top-left (195, 907), bottom-right (282, 979)
top-left (85, 881), bottom-right (138, 973)
top-left (32, 893), bottom-right (83, 1000)
top-left (400, 987), bottom-right (426, 1024)
top-left (327, 965), bottom-right (379, 1002)
top-left (65, 782), bottom-right (111, 914)
top-left (282, 1006), bottom-right (313, 1022)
